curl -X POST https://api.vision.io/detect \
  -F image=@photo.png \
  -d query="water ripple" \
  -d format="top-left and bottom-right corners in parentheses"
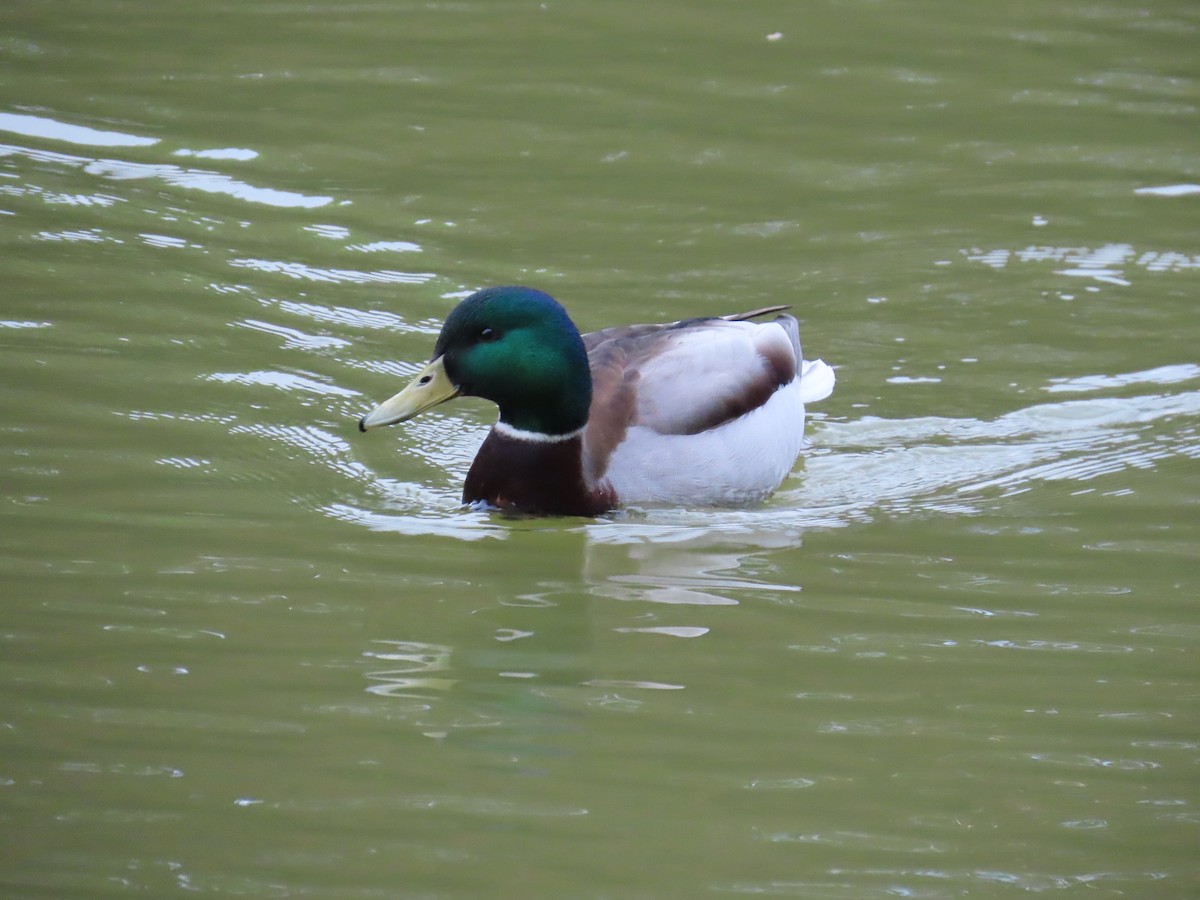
top-left (964, 241), bottom-right (1200, 282)
top-left (229, 423), bottom-right (371, 482)
top-left (0, 140), bottom-right (330, 209)
top-left (206, 370), bottom-right (359, 398)
top-left (0, 111), bottom-right (158, 147)
top-left (237, 318), bottom-right (351, 351)
top-left (800, 384), bottom-right (1200, 516)
top-left (1044, 363), bottom-right (1200, 394)
top-left (229, 257), bottom-right (434, 284)
top-left (364, 640), bottom-right (456, 697)
top-left (274, 299), bottom-right (439, 333)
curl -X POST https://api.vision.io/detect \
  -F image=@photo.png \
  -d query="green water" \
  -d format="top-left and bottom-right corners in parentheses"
top-left (2, 0), bottom-right (1198, 896)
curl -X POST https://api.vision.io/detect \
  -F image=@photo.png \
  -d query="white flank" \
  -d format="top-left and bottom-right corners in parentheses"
top-left (604, 380), bottom-right (813, 507)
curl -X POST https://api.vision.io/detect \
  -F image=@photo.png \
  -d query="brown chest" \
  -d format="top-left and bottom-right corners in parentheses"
top-left (463, 430), bottom-right (615, 516)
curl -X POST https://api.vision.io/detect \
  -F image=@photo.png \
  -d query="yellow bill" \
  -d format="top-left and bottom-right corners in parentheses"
top-left (358, 356), bottom-right (460, 431)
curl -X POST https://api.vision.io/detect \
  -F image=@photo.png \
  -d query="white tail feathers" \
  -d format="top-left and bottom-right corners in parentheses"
top-left (798, 359), bottom-right (836, 404)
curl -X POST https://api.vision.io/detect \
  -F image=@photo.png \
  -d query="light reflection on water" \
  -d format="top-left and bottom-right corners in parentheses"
top-left (227, 257), bottom-right (435, 285)
top-left (0, 111), bottom-right (160, 148)
top-left (364, 640), bottom-right (456, 698)
top-left (0, 139), bottom-right (332, 209)
top-left (965, 241), bottom-right (1200, 287)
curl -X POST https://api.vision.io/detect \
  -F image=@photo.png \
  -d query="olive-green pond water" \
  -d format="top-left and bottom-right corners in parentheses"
top-left (2, 0), bottom-right (1198, 896)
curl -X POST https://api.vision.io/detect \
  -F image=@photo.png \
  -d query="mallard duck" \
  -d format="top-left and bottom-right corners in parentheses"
top-left (359, 286), bottom-right (835, 516)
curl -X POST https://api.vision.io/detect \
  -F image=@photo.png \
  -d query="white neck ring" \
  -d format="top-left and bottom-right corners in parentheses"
top-left (493, 420), bottom-right (585, 444)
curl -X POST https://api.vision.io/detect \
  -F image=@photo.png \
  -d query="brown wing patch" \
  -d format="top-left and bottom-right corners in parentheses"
top-left (667, 328), bottom-right (795, 434)
top-left (581, 336), bottom-right (640, 484)
top-left (759, 324), bottom-right (798, 385)
top-left (668, 376), bottom-right (776, 434)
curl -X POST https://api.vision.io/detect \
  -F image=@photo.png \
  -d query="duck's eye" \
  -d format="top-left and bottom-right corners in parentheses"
top-left (478, 327), bottom-right (498, 342)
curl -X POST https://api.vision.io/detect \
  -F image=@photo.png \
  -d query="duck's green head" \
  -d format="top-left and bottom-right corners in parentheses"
top-left (359, 286), bottom-right (592, 436)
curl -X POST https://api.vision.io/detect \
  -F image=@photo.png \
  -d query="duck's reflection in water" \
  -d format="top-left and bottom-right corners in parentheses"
top-left (358, 519), bottom-right (812, 751)
top-left (582, 517), bottom-right (808, 608)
